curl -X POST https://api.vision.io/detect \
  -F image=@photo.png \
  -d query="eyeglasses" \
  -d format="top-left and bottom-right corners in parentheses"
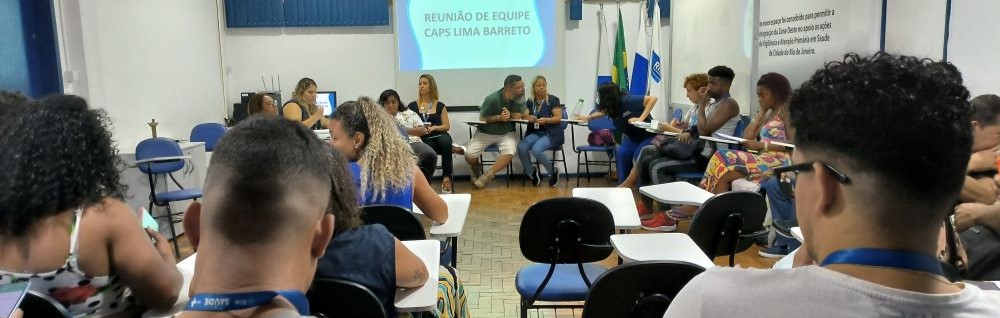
top-left (772, 162), bottom-right (851, 197)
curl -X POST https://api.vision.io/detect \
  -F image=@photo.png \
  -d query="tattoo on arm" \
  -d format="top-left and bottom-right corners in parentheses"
top-left (413, 265), bottom-right (427, 282)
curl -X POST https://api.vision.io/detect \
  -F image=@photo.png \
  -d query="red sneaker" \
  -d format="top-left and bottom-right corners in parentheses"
top-left (641, 213), bottom-right (678, 232)
top-left (636, 201), bottom-right (652, 218)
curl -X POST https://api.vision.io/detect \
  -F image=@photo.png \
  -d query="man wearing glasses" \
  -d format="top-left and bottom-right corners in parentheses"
top-left (665, 52), bottom-right (1000, 317)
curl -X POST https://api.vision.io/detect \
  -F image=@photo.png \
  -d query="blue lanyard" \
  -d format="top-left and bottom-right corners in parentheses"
top-left (821, 248), bottom-right (943, 276)
top-left (186, 290), bottom-right (310, 316)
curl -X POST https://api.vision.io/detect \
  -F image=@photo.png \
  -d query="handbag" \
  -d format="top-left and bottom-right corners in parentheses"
top-left (660, 138), bottom-right (701, 160)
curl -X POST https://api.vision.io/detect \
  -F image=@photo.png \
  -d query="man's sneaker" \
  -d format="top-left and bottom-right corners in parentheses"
top-left (474, 170), bottom-right (496, 189)
top-left (470, 165), bottom-right (482, 183)
top-left (548, 168), bottom-right (560, 187)
top-left (641, 213), bottom-right (678, 232)
top-left (758, 245), bottom-right (790, 259)
top-left (526, 169), bottom-right (541, 186)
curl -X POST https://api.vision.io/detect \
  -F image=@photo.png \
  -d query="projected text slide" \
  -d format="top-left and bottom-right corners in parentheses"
top-left (396, 0), bottom-right (555, 71)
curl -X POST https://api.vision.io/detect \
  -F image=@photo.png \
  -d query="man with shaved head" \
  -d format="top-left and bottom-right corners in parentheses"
top-left (178, 116), bottom-right (342, 317)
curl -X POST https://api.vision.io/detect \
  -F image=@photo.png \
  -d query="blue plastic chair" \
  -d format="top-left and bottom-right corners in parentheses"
top-left (671, 107), bottom-right (684, 122)
top-left (515, 197), bottom-right (614, 318)
top-left (135, 137), bottom-right (203, 257)
top-left (190, 123), bottom-right (226, 152)
top-left (575, 113), bottom-right (617, 186)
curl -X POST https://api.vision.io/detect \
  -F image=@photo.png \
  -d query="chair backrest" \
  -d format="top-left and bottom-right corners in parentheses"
top-left (581, 261), bottom-right (705, 318)
top-left (587, 115), bottom-right (616, 132)
top-left (688, 191), bottom-right (767, 260)
top-left (519, 197), bottom-right (615, 264)
top-left (671, 108), bottom-right (684, 122)
top-left (190, 123), bottom-right (226, 151)
top-left (135, 137), bottom-right (185, 174)
top-left (308, 278), bottom-right (388, 318)
top-left (559, 107), bottom-right (570, 130)
top-left (733, 115), bottom-right (751, 136)
top-left (20, 290), bottom-right (71, 318)
top-left (361, 205), bottom-right (426, 241)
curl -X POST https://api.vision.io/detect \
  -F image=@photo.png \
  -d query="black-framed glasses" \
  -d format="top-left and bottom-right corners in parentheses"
top-left (772, 162), bottom-right (850, 198)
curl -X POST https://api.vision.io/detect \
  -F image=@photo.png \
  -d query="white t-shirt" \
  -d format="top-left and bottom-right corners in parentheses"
top-left (664, 266), bottom-right (1000, 318)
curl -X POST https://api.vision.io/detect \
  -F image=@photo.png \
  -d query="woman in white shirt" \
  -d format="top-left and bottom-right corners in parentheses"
top-left (380, 89), bottom-right (438, 182)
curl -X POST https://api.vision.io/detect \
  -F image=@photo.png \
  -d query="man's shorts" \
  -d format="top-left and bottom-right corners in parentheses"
top-left (466, 131), bottom-right (517, 157)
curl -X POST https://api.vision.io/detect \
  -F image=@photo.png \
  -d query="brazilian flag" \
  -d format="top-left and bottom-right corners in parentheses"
top-left (612, 7), bottom-right (629, 92)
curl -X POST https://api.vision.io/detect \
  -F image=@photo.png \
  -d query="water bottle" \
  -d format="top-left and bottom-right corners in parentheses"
top-left (575, 99), bottom-right (585, 117)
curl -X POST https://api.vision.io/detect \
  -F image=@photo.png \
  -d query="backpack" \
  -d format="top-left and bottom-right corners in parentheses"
top-left (587, 129), bottom-right (616, 147)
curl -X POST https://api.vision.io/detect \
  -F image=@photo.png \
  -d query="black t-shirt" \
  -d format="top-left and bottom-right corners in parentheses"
top-left (406, 101), bottom-right (447, 138)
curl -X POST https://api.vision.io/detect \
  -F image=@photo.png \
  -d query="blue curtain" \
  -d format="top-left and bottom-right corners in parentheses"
top-left (224, 0), bottom-right (284, 28)
top-left (0, 0), bottom-right (61, 97)
top-left (284, 0), bottom-right (389, 27)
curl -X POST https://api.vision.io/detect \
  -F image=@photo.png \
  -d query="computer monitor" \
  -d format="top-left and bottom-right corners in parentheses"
top-left (316, 91), bottom-right (337, 116)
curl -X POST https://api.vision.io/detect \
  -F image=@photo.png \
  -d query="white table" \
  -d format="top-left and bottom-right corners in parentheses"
top-left (771, 141), bottom-right (795, 149)
top-left (791, 227), bottom-right (804, 242)
top-left (630, 122), bottom-right (656, 130)
top-left (395, 240), bottom-right (441, 313)
top-left (610, 233), bottom-right (716, 269)
top-left (412, 193), bottom-right (471, 267)
top-left (698, 135), bottom-right (741, 145)
top-left (145, 239), bottom-right (442, 316)
top-left (572, 188), bottom-right (641, 231)
top-left (639, 182), bottom-right (714, 206)
top-left (646, 128), bottom-right (680, 136)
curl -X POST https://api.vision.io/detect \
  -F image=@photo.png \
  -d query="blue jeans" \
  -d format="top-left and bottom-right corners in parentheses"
top-left (616, 135), bottom-right (654, 184)
top-left (761, 177), bottom-right (800, 249)
top-left (517, 132), bottom-right (555, 176)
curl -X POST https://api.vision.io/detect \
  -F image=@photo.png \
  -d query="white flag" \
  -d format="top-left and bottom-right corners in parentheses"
top-left (649, 1), bottom-right (667, 120)
top-left (595, 4), bottom-right (613, 109)
top-left (629, 2), bottom-right (651, 96)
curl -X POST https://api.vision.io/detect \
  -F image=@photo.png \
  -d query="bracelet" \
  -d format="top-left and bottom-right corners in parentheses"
top-left (763, 141), bottom-right (770, 151)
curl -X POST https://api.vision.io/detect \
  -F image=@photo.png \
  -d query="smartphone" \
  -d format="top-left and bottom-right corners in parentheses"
top-left (0, 281), bottom-right (30, 318)
top-left (138, 207), bottom-right (159, 232)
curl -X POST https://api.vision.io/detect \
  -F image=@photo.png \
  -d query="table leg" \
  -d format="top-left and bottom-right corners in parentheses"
top-left (450, 237), bottom-right (458, 268)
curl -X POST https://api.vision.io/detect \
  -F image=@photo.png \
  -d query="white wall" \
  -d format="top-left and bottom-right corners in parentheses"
top-left (57, 0), bottom-right (226, 150)
top-left (670, 0), bottom-right (755, 114)
top-left (755, 0), bottom-right (881, 93)
top-left (884, 0), bottom-right (946, 60)
top-left (222, 26), bottom-right (395, 113)
top-left (948, 0), bottom-right (1000, 97)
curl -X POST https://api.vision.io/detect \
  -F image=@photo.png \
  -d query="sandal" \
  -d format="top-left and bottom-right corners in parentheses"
top-left (441, 177), bottom-right (453, 194)
top-left (666, 208), bottom-right (694, 221)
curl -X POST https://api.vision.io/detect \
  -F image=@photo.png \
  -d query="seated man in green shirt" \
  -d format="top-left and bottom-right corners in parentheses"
top-left (465, 75), bottom-right (528, 188)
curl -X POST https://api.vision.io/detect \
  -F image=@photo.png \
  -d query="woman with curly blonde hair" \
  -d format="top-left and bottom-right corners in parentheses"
top-left (327, 96), bottom-right (447, 223)
top-left (322, 97), bottom-right (469, 318)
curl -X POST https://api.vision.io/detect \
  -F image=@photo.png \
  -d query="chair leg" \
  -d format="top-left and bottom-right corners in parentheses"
top-left (164, 205), bottom-right (181, 258)
top-left (584, 151), bottom-right (592, 183)
top-left (520, 297), bottom-right (529, 318)
top-left (557, 149), bottom-right (569, 181)
top-left (576, 151), bottom-right (582, 187)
